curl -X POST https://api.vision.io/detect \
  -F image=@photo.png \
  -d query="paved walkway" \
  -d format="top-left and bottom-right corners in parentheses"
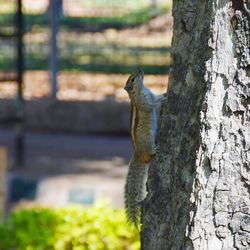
top-left (0, 127), bottom-right (132, 207)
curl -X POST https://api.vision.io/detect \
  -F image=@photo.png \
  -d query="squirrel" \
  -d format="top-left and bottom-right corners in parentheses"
top-left (124, 69), bottom-right (166, 227)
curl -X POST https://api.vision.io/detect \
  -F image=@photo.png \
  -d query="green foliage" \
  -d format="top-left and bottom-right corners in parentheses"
top-left (0, 208), bottom-right (58, 250)
top-left (61, 7), bottom-right (168, 31)
top-left (76, 0), bottom-right (151, 9)
top-left (0, 6), bottom-right (168, 32)
top-left (0, 6), bottom-right (170, 74)
top-left (0, 203), bottom-right (140, 250)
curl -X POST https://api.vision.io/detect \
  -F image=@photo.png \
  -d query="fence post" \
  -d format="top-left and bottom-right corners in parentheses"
top-left (0, 147), bottom-right (7, 220)
top-left (49, 0), bottom-right (59, 98)
top-left (16, 0), bottom-right (25, 167)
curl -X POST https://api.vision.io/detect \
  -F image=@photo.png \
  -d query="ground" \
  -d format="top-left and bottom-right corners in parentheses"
top-left (0, 127), bottom-right (132, 208)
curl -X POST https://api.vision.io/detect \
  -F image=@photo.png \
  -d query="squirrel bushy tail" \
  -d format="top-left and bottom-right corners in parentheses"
top-left (124, 155), bottom-right (148, 227)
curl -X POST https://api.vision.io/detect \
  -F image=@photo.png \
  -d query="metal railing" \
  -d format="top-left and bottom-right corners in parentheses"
top-left (0, 0), bottom-right (25, 167)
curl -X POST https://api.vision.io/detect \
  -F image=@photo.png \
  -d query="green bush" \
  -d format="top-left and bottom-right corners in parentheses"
top-left (0, 203), bottom-right (140, 250)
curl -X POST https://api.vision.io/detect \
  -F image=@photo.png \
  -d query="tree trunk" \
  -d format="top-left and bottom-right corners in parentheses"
top-left (141, 0), bottom-right (250, 249)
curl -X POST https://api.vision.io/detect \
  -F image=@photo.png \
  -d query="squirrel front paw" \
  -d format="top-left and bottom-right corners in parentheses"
top-left (156, 145), bottom-right (161, 155)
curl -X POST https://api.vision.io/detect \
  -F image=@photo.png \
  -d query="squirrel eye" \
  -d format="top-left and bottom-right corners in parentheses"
top-left (131, 77), bottom-right (135, 82)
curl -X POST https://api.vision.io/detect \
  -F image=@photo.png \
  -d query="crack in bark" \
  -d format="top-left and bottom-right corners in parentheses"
top-left (232, 0), bottom-right (244, 11)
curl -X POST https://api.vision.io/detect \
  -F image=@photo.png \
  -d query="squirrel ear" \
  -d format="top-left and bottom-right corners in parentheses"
top-left (138, 69), bottom-right (144, 79)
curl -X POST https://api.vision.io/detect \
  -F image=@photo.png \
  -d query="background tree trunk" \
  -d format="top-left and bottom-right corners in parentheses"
top-left (149, 0), bottom-right (157, 8)
top-left (141, 0), bottom-right (249, 249)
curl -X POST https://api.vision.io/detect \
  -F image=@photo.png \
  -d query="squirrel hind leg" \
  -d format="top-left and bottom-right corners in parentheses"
top-left (141, 154), bottom-right (153, 163)
top-left (138, 151), bottom-right (156, 164)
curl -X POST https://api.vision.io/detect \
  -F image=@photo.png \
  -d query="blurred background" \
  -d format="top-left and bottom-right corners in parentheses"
top-left (0, 0), bottom-right (172, 248)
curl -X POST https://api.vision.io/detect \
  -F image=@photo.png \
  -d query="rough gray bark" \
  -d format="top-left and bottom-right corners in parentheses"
top-left (141, 0), bottom-right (249, 249)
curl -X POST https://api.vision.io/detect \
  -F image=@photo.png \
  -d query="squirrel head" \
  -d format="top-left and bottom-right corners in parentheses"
top-left (124, 69), bottom-right (144, 93)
